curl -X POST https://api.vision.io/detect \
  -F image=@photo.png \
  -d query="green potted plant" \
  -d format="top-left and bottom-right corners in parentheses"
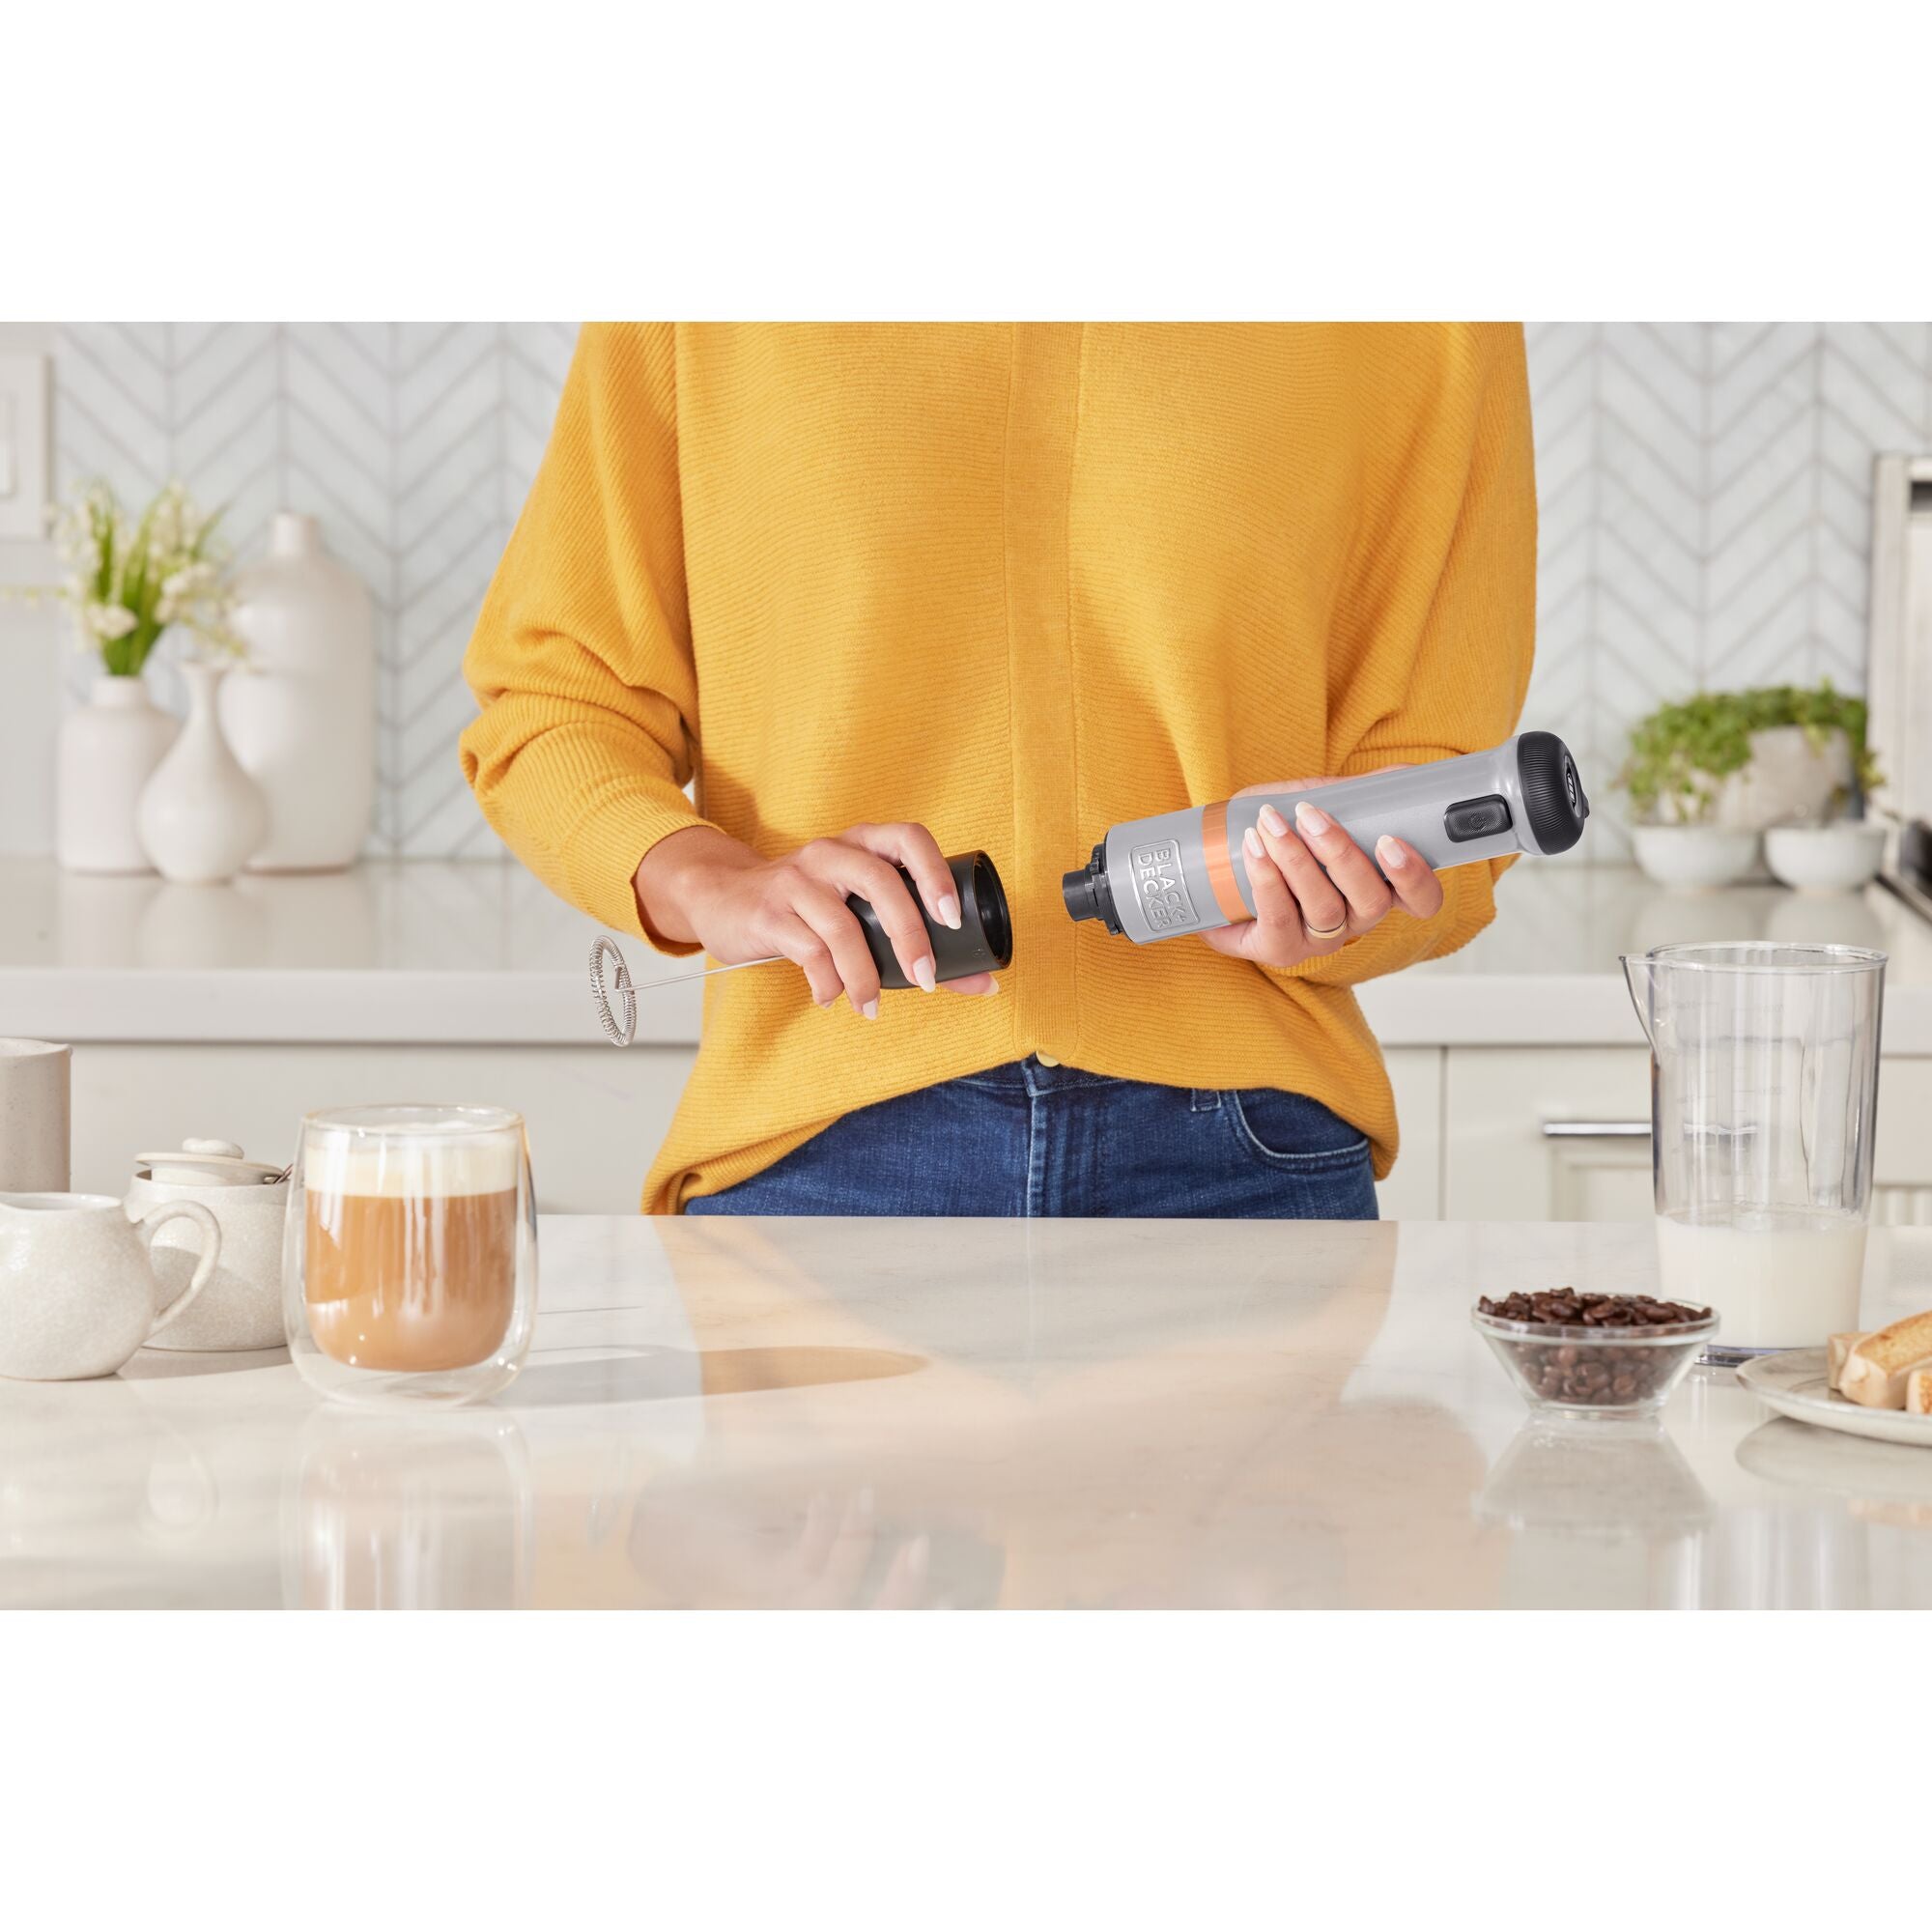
top-left (1619, 683), bottom-right (1883, 891)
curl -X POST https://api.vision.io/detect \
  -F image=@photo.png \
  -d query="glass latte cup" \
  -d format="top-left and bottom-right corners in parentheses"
top-left (283, 1105), bottom-right (537, 1406)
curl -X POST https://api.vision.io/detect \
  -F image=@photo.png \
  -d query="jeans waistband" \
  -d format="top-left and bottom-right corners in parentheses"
top-left (953, 1057), bottom-right (1134, 1099)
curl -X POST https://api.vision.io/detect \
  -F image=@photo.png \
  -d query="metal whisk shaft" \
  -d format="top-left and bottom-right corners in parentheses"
top-left (588, 936), bottom-right (785, 1045)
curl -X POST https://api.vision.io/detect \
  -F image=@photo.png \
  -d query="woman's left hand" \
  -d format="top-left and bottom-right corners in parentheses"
top-left (1201, 774), bottom-right (1443, 968)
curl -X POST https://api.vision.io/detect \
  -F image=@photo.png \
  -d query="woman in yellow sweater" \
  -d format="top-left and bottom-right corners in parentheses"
top-left (462, 324), bottom-right (1536, 1217)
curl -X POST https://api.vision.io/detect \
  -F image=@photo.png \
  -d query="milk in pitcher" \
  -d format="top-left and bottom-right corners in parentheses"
top-left (1655, 1208), bottom-right (1866, 1353)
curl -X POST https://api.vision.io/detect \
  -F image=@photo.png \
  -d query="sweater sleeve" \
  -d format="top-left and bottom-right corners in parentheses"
top-left (460, 323), bottom-right (712, 952)
top-left (1271, 324), bottom-right (1538, 990)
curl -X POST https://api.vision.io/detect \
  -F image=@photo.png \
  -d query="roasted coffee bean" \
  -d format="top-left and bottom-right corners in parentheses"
top-left (1478, 1287), bottom-right (1710, 1329)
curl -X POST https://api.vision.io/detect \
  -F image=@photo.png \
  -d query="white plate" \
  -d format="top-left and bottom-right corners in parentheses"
top-left (1736, 1349), bottom-right (1932, 1449)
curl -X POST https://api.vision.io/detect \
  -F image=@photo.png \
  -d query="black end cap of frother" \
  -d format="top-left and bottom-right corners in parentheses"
top-left (1062, 844), bottom-right (1121, 935)
top-left (1517, 730), bottom-right (1589, 854)
top-left (847, 850), bottom-right (1012, 989)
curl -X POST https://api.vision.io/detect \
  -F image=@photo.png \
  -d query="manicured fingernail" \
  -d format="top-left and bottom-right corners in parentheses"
top-left (1259, 804), bottom-right (1288, 837)
top-left (1377, 836), bottom-right (1406, 869)
top-left (980, 979), bottom-right (1001, 996)
top-left (936, 894), bottom-right (961, 930)
top-left (861, 996), bottom-right (880, 1020)
top-left (1294, 802), bottom-right (1331, 838)
top-left (1243, 826), bottom-right (1264, 858)
top-left (914, 957), bottom-right (936, 992)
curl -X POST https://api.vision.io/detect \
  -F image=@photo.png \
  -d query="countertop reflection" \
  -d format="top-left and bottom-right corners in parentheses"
top-left (4, 1214), bottom-right (1932, 1609)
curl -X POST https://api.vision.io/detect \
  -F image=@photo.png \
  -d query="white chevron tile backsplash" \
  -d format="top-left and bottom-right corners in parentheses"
top-left (47, 322), bottom-right (1932, 860)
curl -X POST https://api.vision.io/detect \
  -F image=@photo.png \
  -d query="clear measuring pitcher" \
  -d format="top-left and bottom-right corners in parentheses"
top-left (1620, 942), bottom-right (1887, 1361)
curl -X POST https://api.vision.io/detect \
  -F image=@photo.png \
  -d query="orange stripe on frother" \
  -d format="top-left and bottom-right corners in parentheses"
top-left (1201, 800), bottom-right (1251, 923)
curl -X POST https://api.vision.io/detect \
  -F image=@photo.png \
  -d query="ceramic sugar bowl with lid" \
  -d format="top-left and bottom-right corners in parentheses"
top-left (126, 1139), bottom-right (290, 1351)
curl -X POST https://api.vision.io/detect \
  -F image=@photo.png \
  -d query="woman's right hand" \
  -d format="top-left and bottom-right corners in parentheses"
top-left (634, 823), bottom-right (1000, 1018)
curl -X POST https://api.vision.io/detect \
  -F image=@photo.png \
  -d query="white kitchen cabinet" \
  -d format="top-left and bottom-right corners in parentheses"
top-left (1377, 1046), bottom-right (1441, 1221)
top-left (1443, 1047), bottom-right (1652, 1221)
top-left (1871, 1058), bottom-right (1932, 1225)
top-left (71, 1043), bottom-right (696, 1214)
top-left (1440, 1046), bottom-right (1932, 1224)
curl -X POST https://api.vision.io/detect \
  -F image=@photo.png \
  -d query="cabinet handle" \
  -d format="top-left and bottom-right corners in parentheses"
top-left (1541, 1120), bottom-right (1651, 1139)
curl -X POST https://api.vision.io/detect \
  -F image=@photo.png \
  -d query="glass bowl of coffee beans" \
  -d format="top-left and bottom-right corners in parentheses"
top-left (1472, 1289), bottom-right (1717, 1418)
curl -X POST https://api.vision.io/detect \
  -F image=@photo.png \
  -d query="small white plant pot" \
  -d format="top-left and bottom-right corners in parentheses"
top-left (55, 675), bottom-right (179, 874)
top-left (1763, 823), bottom-right (1887, 895)
top-left (1632, 824), bottom-right (1761, 892)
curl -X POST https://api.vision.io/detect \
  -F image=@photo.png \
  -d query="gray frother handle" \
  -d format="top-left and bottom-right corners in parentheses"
top-left (1101, 734), bottom-right (1585, 944)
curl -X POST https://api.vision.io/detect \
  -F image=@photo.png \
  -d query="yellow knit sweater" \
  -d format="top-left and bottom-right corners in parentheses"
top-left (461, 324), bottom-right (1537, 1212)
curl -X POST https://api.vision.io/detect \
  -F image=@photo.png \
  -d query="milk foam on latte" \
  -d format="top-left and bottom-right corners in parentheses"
top-left (303, 1129), bottom-right (520, 1373)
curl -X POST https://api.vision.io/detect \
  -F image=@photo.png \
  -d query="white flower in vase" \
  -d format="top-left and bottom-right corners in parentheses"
top-left (4, 477), bottom-right (255, 873)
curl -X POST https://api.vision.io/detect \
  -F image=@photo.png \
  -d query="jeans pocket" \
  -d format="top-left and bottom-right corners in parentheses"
top-left (1223, 1089), bottom-right (1371, 1170)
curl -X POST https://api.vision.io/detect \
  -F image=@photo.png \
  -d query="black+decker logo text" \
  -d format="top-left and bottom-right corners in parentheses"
top-left (1131, 841), bottom-right (1196, 932)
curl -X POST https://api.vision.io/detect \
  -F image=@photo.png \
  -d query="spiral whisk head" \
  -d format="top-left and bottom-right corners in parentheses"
top-left (588, 935), bottom-right (637, 1046)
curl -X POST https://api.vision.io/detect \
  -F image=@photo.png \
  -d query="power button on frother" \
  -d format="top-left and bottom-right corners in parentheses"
top-left (1444, 794), bottom-right (1513, 842)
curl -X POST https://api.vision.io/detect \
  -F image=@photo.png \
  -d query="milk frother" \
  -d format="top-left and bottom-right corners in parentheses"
top-left (591, 848), bottom-right (1012, 1044)
top-left (1062, 731), bottom-right (1588, 944)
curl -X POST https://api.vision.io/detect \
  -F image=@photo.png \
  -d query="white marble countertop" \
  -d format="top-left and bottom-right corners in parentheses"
top-left (5, 1212), bottom-right (1932, 1609)
top-left (3, 855), bottom-right (1929, 1049)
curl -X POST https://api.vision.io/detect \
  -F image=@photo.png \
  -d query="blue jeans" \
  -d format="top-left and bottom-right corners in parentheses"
top-left (683, 1058), bottom-right (1378, 1218)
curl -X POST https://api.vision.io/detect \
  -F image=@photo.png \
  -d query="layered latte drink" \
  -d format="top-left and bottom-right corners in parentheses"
top-left (288, 1106), bottom-right (534, 1400)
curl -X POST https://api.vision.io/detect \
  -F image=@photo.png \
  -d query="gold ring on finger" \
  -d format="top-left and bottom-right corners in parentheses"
top-left (1304, 917), bottom-right (1349, 941)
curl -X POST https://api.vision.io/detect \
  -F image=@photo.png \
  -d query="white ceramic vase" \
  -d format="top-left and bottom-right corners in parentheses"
top-left (221, 511), bottom-right (375, 871)
top-left (136, 662), bottom-right (270, 885)
top-left (55, 674), bottom-right (179, 874)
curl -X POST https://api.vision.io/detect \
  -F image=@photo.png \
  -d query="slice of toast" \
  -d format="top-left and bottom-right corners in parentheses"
top-left (1840, 1308), bottom-right (1932, 1409)
top-left (1828, 1332), bottom-right (1869, 1394)
top-left (1907, 1368), bottom-right (1932, 1418)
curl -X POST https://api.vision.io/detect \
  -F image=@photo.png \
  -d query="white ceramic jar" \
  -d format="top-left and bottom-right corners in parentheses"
top-left (0, 1038), bottom-right (70, 1193)
top-left (55, 675), bottom-right (179, 874)
top-left (222, 512), bottom-right (376, 872)
top-left (126, 1139), bottom-right (290, 1351)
